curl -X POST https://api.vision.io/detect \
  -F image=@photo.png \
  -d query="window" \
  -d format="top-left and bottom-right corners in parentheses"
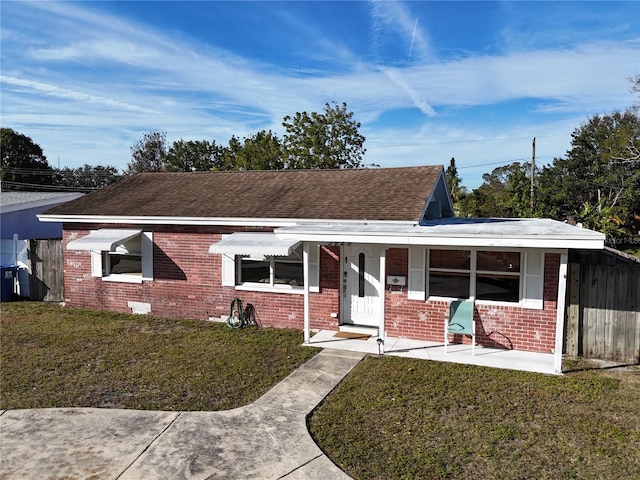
top-left (428, 249), bottom-right (471, 298)
top-left (428, 249), bottom-right (522, 303)
top-left (238, 245), bottom-right (304, 289)
top-left (90, 233), bottom-right (153, 283)
top-left (104, 253), bottom-right (142, 276)
top-left (219, 239), bottom-right (319, 293)
top-left (476, 251), bottom-right (520, 302)
top-left (358, 252), bottom-right (365, 297)
top-left (101, 236), bottom-right (143, 277)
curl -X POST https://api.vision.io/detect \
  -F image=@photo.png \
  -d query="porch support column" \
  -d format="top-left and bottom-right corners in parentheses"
top-left (379, 247), bottom-right (387, 353)
top-left (554, 250), bottom-right (569, 374)
top-left (303, 242), bottom-right (311, 344)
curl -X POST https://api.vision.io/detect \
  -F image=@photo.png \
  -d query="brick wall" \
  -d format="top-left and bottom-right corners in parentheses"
top-left (62, 226), bottom-right (561, 353)
top-left (63, 224), bottom-right (304, 326)
top-left (309, 246), bottom-right (341, 330)
top-left (383, 249), bottom-right (561, 353)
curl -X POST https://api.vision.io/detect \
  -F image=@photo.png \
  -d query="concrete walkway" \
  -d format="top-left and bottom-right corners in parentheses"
top-left (0, 349), bottom-right (364, 480)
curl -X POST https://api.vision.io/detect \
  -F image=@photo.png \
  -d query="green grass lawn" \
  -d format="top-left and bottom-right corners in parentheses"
top-left (3, 302), bottom-right (639, 479)
top-left (0, 302), bottom-right (317, 411)
top-left (308, 355), bottom-right (640, 480)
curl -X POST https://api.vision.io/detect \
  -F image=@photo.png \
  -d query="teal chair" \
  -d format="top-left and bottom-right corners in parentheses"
top-left (444, 298), bottom-right (476, 355)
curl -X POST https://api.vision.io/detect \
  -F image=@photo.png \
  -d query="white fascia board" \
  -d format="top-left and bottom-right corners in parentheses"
top-left (275, 231), bottom-right (604, 250)
top-left (37, 214), bottom-right (416, 227)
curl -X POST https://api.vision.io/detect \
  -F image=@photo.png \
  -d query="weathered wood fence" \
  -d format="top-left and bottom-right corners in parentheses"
top-left (565, 248), bottom-right (640, 364)
top-left (28, 239), bottom-right (64, 302)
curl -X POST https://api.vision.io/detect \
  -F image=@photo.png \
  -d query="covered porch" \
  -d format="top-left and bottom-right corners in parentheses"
top-left (280, 219), bottom-right (606, 376)
top-left (307, 329), bottom-right (558, 375)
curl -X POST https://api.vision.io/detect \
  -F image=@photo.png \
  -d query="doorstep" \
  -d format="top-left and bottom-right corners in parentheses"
top-left (338, 324), bottom-right (379, 337)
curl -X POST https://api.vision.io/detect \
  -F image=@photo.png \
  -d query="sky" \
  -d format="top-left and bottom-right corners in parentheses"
top-left (1, 1), bottom-right (639, 189)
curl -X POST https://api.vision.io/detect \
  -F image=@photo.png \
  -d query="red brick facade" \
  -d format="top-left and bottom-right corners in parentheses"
top-left (62, 225), bottom-right (560, 354)
top-left (383, 248), bottom-right (560, 353)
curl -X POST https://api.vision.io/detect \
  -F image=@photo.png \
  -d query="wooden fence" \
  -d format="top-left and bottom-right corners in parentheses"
top-left (565, 249), bottom-right (640, 364)
top-left (28, 239), bottom-right (64, 302)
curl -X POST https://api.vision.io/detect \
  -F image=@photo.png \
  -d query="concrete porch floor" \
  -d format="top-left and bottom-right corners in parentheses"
top-left (307, 330), bottom-right (558, 375)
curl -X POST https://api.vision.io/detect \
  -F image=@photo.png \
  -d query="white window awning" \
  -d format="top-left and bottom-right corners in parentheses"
top-left (209, 233), bottom-right (300, 256)
top-left (67, 229), bottom-right (142, 251)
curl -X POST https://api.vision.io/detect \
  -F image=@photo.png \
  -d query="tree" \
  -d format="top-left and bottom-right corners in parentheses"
top-left (505, 164), bottom-right (533, 217)
top-left (536, 110), bottom-right (640, 234)
top-left (0, 128), bottom-right (55, 190)
top-left (445, 157), bottom-right (465, 214)
top-left (220, 130), bottom-right (284, 171)
top-left (164, 139), bottom-right (224, 172)
top-left (631, 74), bottom-right (640, 111)
top-left (459, 162), bottom-right (531, 218)
top-left (55, 164), bottom-right (121, 190)
top-left (126, 131), bottom-right (167, 174)
top-left (282, 102), bottom-right (366, 169)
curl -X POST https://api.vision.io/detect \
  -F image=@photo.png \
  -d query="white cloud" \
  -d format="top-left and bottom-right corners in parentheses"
top-left (369, 0), bottom-right (432, 63)
top-left (1, 0), bottom-right (637, 185)
top-left (0, 76), bottom-right (158, 114)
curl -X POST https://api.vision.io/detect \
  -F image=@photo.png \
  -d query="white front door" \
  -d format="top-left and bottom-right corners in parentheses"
top-left (343, 245), bottom-right (380, 327)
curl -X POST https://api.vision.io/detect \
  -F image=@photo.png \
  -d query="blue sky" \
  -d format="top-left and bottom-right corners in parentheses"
top-left (1, 1), bottom-right (638, 188)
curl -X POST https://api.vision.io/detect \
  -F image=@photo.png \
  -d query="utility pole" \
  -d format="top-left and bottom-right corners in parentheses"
top-left (530, 137), bottom-right (536, 216)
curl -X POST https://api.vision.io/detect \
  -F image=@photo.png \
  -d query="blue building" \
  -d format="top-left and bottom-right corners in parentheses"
top-left (1, 191), bottom-right (83, 297)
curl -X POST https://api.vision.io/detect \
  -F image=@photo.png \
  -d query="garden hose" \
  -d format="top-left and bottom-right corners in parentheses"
top-left (227, 298), bottom-right (244, 328)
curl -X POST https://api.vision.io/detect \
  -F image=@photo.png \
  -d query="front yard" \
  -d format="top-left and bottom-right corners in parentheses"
top-left (0, 302), bottom-right (317, 411)
top-left (308, 355), bottom-right (640, 480)
top-left (2, 302), bottom-right (639, 479)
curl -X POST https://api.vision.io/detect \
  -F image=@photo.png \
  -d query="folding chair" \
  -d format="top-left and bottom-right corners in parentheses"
top-left (444, 298), bottom-right (476, 355)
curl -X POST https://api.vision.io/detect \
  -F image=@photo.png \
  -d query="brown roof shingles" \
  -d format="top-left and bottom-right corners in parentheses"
top-left (44, 166), bottom-right (443, 222)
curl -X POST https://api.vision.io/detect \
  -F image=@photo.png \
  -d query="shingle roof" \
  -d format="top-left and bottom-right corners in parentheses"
top-left (43, 166), bottom-right (443, 222)
top-left (1, 192), bottom-right (82, 208)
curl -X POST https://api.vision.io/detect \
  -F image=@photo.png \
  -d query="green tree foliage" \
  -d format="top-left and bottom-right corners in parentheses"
top-left (459, 162), bottom-right (532, 218)
top-left (536, 110), bottom-right (640, 234)
top-left (220, 130), bottom-right (284, 171)
top-left (282, 102), bottom-right (366, 169)
top-left (161, 103), bottom-right (366, 172)
top-left (631, 75), bottom-right (640, 111)
top-left (445, 157), bottom-right (463, 203)
top-left (445, 157), bottom-right (467, 215)
top-left (575, 203), bottom-right (628, 239)
top-left (126, 131), bottom-right (167, 174)
top-left (55, 164), bottom-right (121, 190)
top-left (0, 128), bottom-right (55, 191)
top-left (164, 139), bottom-right (224, 172)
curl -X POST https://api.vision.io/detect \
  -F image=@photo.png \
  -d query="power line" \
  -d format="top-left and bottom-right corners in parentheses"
top-left (457, 158), bottom-right (551, 170)
top-left (1, 167), bottom-right (120, 177)
top-left (0, 180), bottom-right (99, 192)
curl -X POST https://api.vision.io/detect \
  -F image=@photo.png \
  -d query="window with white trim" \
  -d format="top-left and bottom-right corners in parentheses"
top-left (428, 249), bottom-right (472, 299)
top-left (238, 244), bottom-right (304, 289)
top-left (428, 249), bottom-right (523, 303)
top-left (91, 233), bottom-right (153, 283)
